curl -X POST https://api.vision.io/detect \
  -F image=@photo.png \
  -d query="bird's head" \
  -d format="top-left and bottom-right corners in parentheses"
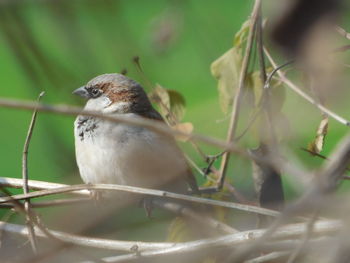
top-left (73, 73), bottom-right (152, 114)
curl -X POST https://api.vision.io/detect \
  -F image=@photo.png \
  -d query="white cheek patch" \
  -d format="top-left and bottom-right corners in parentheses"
top-left (103, 101), bottom-right (131, 114)
top-left (84, 96), bottom-right (112, 111)
top-left (101, 96), bottom-right (112, 108)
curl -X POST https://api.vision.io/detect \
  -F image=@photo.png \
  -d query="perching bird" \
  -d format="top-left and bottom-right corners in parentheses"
top-left (73, 73), bottom-right (198, 198)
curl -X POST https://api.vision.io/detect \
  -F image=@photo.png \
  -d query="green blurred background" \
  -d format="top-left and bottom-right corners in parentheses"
top-left (1, 0), bottom-right (350, 240)
top-left (0, 0), bottom-right (254, 189)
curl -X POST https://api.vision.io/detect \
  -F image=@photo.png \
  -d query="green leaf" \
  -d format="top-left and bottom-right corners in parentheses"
top-left (210, 47), bottom-right (243, 113)
top-left (233, 19), bottom-right (250, 49)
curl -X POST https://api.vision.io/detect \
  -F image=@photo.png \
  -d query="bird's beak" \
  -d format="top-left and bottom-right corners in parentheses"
top-left (72, 86), bottom-right (90, 98)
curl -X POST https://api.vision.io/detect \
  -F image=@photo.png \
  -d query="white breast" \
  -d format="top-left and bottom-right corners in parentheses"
top-left (74, 113), bottom-right (189, 193)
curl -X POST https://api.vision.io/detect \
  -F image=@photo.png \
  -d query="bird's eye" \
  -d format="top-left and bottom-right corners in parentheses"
top-left (90, 88), bottom-right (100, 97)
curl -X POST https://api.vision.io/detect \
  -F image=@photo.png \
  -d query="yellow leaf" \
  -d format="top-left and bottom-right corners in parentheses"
top-left (308, 116), bottom-right (329, 154)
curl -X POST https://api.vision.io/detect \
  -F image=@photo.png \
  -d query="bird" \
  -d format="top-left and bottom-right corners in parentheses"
top-left (73, 73), bottom-right (198, 200)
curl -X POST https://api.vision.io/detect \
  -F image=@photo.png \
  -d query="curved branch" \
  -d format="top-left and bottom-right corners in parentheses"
top-left (83, 220), bottom-right (341, 262)
top-left (0, 179), bottom-right (279, 217)
top-left (264, 48), bottom-right (350, 126)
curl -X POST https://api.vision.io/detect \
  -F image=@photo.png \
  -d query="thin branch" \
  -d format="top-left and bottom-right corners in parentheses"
top-left (0, 198), bottom-right (91, 209)
top-left (0, 187), bottom-right (74, 256)
top-left (218, 0), bottom-right (261, 189)
top-left (286, 212), bottom-right (318, 263)
top-left (0, 177), bottom-right (89, 194)
top-left (335, 25), bottom-right (350, 41)
top-left (152, 199), bottom-right (239, 235)
top-left (301, 147), bottom-right (350, 174)
top-left (81, 219), bottom-right (341, 263)
top-left (264, 47), bottom-right (350, 126)
top-left (22, 91), bottom-right (44, 253)
top-left (0, 97), bottom-right (249, 159)
top-left (0, 221), bottom-right (174, 252)
top-left (245, 251), bottom-right (290, 263)
top-left (263, 60), bottom-right (294, 90)
top-left (0, 219), bottom-right (340, 256)
top-left (228, 133), bottom-right (350, 262)
top-left (0, 181), bottom-right (280, 217)
top-left (0, 98), bottom-right (308, 181)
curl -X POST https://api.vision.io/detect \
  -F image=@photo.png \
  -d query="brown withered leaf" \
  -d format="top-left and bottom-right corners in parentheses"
top-left (173, 122), bottom-right (193, 141)
top-left (308, 116), bottom-right (329, 154)
top-left (149, 84), bottom-right (186, 121)
top-left (167, 89), bottom-right (186, 121)
top-left (210, 47), bottom-right (242, 113)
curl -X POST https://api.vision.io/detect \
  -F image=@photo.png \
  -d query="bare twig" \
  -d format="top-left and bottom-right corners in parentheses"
top-left (301, 147), bottom-right (350, 174)
top-left (263, 60), bottom-right (294, 90)
top-left (81, 219), bottom-right (341, 263)
top-left (286, 212), bottom-right (318, 263)
top-left (245, 251), bottom-right (290, 263)
top-left (229, 134), bottom-right (350, 262)
top-left (0, 97), bottom-right (249, 158)
top-left (0, 220), bottom-right (174, 252)
top-left (0, 98), bottom-right (308, 187)
top-left (22, 91), bottom-right (44, 253)
top-left (0, 198), bottom-right (91, 209)
top-left (264, 47), bottom-right (350, 126)
top-left (0, 177), bottom-right (89, 194)
top-left (0, 181), bottom-right (280, 217)
top-left (152, 199), bottom-right (239, 235)
top-left (335, 25), bottom-right (350, 41)
top-left (218, 0), bottom-right (261, 189)
top-left (0, 219), bottom-right (340, 257)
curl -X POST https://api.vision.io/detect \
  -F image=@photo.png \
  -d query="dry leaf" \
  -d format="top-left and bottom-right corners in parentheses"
top-left (149, 84), bottom-right (170, 107)
top-left (308, 116), bottom-right (329, 154)
top-left (149, 84), bottom-right (186, 121)
top-left (172, 122), bottom-right (193, 141)
top-left (210, 47), bottom-right (242, 113)
top-left (167, 89), bottom-right (186, 121)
